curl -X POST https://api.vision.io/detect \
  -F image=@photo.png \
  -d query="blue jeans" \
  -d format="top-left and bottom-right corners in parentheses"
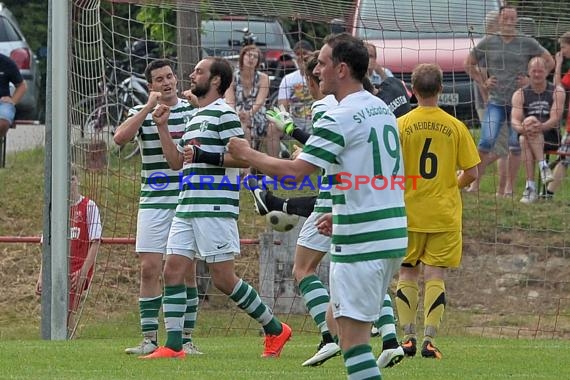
top-left (0, 101), bottom-right (16, 124)
top-left (477, 102), bottom-right (520, 153)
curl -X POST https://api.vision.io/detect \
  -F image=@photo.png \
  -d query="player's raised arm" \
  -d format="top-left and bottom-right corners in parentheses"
top-left (114, 91), bottom-right (160, 145)
top-left (153, 104), bottom-right (183, 170)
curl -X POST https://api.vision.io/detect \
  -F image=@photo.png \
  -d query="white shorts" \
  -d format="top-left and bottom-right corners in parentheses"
top-left (297, 212), bottom-right (331, 252)
top-left (167, 216), bottom-right (240, 263)
top-left (330, 258), bottom-right (402, 322)
top-left (136, 208), bottom-right (176, 254)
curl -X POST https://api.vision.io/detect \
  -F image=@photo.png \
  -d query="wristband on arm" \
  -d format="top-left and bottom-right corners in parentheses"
top-left (193, 146), bottom-right (224, 166)
top-left (291, 128), bottom-right (311, 145)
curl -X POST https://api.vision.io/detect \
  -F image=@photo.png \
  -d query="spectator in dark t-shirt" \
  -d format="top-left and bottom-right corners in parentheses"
top-left (375, 76), bottom-right (412, 118)
top-left (0, 53), bottom-right (27, 138)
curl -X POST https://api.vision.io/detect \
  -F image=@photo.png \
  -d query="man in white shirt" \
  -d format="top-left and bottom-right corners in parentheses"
top-left (266, 40), bottom-right (314, 157)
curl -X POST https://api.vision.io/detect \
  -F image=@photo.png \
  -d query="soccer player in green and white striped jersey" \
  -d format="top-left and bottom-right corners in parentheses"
top-left (228, 33), bottom-right (407, 380)
top-left (141, 57), bottom-right (291, 359)
top-left (115, 60), bottom-right (202, 356)
top-left (258, 51), bottom-right (341, 367)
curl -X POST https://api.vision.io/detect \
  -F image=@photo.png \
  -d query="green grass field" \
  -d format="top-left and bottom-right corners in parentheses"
top-left (2, 332), bottom-right (570, 379)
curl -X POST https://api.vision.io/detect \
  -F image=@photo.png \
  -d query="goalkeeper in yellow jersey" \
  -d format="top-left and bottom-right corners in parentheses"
top-left (395, 63), bottom-right (480, 359)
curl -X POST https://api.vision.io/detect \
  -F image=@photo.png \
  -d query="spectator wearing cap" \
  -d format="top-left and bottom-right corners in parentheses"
top-left (266, 40), bottom-right (314, 157)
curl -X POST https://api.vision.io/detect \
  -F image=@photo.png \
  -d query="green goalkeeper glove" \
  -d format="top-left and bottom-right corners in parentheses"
top-left (266, 105), bottom-right (295, 135)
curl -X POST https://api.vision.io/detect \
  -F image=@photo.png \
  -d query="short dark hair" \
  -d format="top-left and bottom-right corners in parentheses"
top-left (323, 33), bottom-right (368, 82)
top-left (411, 63), bottom-right (442, 98)
top-left (208, 57), bottom-right (233, 96)
top-left (144, 59), bottom-right (174, 83)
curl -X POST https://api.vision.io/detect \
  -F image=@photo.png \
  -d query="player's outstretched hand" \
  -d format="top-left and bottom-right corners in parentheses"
top-left (266, 105), bottom-right (295, 135)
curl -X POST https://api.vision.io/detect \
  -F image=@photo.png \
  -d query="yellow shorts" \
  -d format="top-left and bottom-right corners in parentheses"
top-left (403, 230), bottom-right (462, 268)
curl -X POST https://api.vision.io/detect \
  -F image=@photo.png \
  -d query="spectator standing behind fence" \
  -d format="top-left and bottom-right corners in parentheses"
top-left (546, 32), bottom-right (570, 198)
top-left (464, 5), bottom-right (554, 194)
top-left (224, 45), bottom-right (270, 153)
top-left (511, 57), bottom-right (565, 204)
top-left (35, 168), bottom-right (102, 331)
top-left (365, 43), bottom-right (412, 118)
top-left (365, 42), bottom-right (394, 86)
top-left (0, 53), bottom-right (27, 138)
top-left (114, 60), bottom-right (201, 356)
top-left (265, 40), bottom-right (314, 157)
top-left (468, 10), bottom-right (511, 197)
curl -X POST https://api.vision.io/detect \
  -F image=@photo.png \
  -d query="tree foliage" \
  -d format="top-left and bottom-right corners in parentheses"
top-left (135, 6), bottom-right (176, 47)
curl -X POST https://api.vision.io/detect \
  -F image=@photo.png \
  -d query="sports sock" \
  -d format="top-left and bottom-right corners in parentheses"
top-left (139, 295), bottom-right (161, 344)
top-left (377, 293), bottom-right (399, 350)
top-left (265, 192), bottom-right (285, 213)
top-left (395, 280), bottom-right (419, 337)
top-left (424, 279), bottom-right (446, 340)
top-left (285, 196), bottom-right (317, 218)
top-left (343, 344), bottom-right (381, 379)
top-left (298, 274), bottom-right (331, 340)
top-left (229, 279), bottom-right (282, 335)
top-left (183, 287), bottom-right (198, 344)
top-left (163, 284), bottom-right (186, 351)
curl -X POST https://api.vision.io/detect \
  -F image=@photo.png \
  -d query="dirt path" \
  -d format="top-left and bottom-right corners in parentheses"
top-left (6, 123), bottom-right (45, 153)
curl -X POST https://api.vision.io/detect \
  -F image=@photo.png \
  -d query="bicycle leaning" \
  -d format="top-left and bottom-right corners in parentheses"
top-left (73, 56), bottom-right (150, 160)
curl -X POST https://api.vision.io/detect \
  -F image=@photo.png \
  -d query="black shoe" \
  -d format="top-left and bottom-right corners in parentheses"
top-left (247, 177), bottom-right (269, 215)
top-left (401, 337), bottom-right (417, 357)
top-left (420, 340), bottom-right (442, 359)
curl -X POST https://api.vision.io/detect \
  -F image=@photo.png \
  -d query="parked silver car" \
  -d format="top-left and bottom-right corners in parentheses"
top-left (0, 3), bottom-right (41, 120)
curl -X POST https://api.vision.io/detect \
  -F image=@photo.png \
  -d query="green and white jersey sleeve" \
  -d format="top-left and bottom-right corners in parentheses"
top-left (135, 98), bottom-right (196, 209)
top-left (312, 94), bottom-right (337, 214)
top-left (176, 98), bottom-right (245, 219)
top-left (299, 90), bottom-right (408, 263)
